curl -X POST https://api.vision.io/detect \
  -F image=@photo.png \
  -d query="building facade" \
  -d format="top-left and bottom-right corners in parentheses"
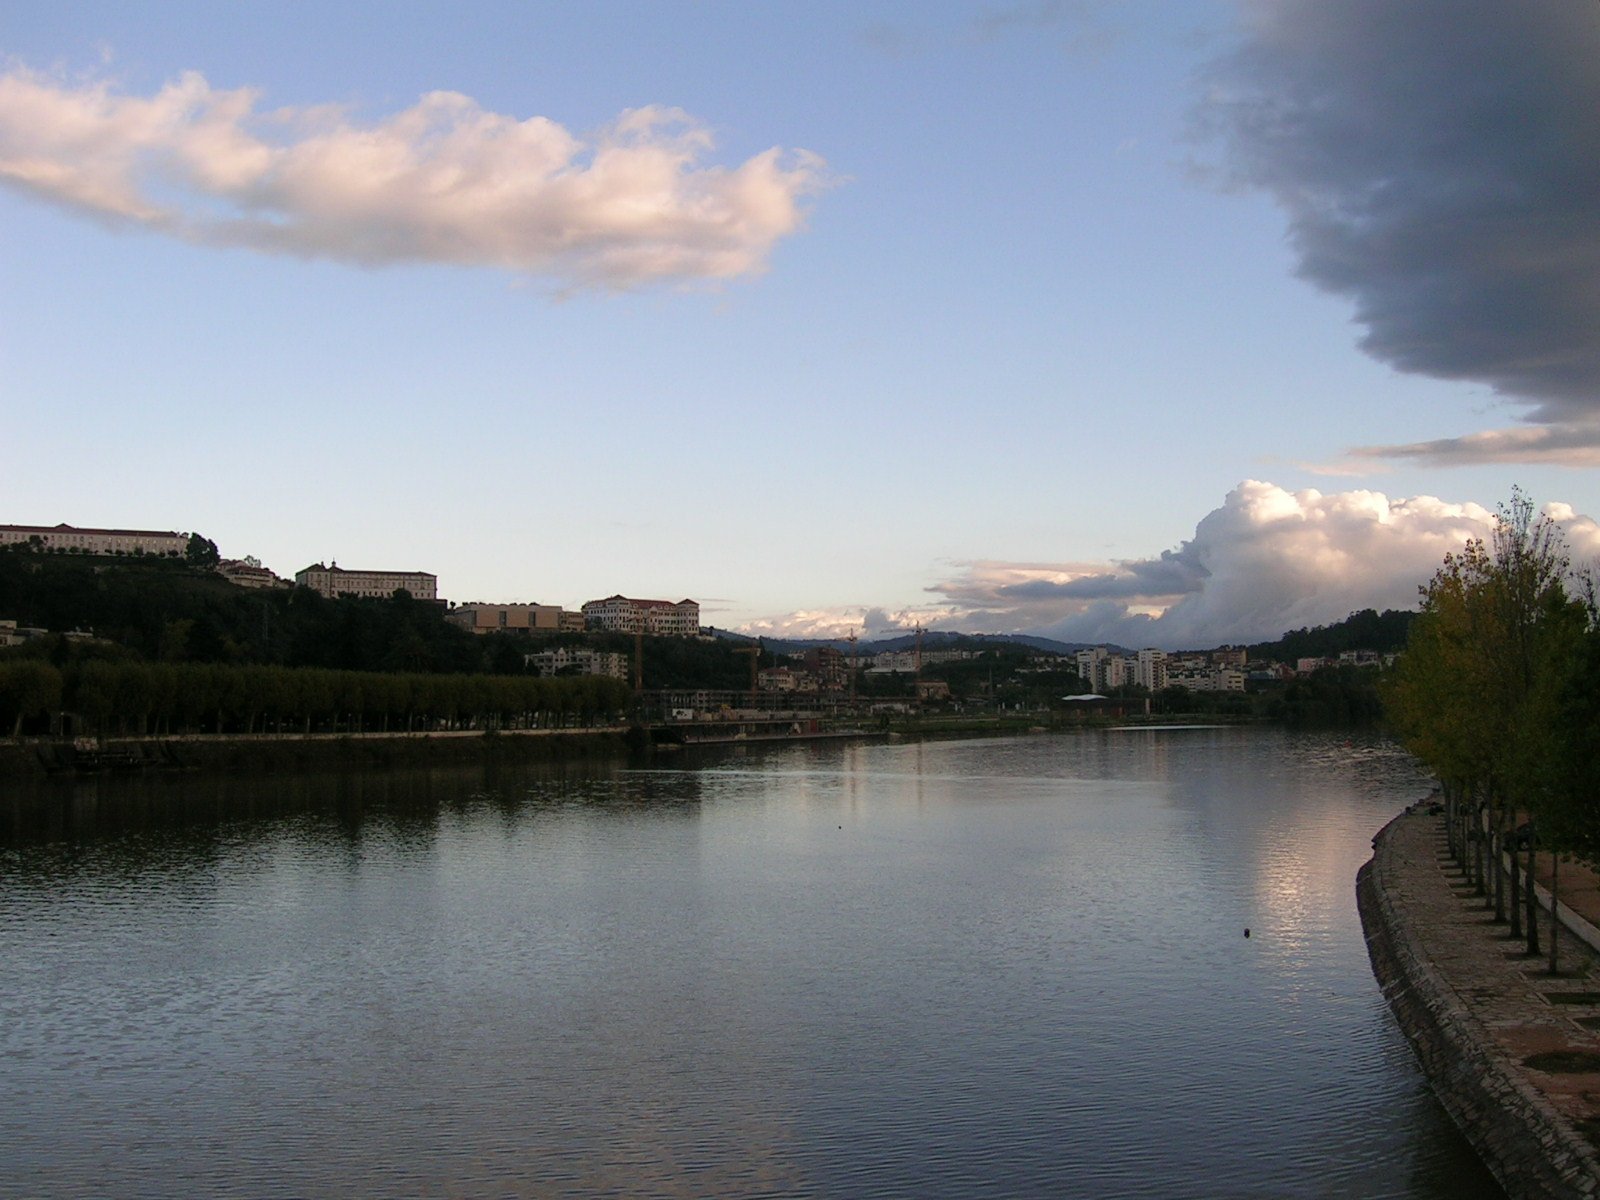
top-left (217, 558), bottom-right (289, 589)
top-left (447, 603), bottom-right (575, 636)
top-left (1135, 648), bottom-right (1167, 692)
top-left (295, 562), bottom-right (438, 601)
top-left (0, 523), bottom-right (188, 558)
top-left (581, 596), bottom-right (700, 637)
top-left (1075, 648), bottom-right (1109, 691)
top-left (525, 648), bottom-right (629, 680)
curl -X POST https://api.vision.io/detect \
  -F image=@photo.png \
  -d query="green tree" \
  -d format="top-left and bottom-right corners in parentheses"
top-left (1386, 490), bottom-right (1584, 952)
top-left (0, 661), bottom-right (62, 736)
top-left (185, 533), bottom-right (221, 567)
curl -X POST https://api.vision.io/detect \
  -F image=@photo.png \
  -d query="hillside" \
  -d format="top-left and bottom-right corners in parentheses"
top-left (0, 551), bottom-right (751, 688)
top-left (1244, 608), bottom-right (1415, 663)
top-left (715, 629), bottom-right (1101, 658)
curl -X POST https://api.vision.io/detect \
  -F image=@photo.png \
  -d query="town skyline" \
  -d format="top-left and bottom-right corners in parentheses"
top-left (4, 3), bottom-right (1598, 650)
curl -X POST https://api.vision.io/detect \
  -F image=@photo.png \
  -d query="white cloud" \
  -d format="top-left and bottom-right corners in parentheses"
top-left (936, 481), bottom-right (1600, 648)
top-left (0, 67), bottom-right (828, 289)
top-left (738, 605), bottom-right (961, 642)
top-left (938, 482), bottom-right (1506, 647)
top-left (744, 482), bottom-right (1600, 651)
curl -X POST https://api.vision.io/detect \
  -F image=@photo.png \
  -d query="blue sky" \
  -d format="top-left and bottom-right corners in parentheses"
top-left (4, 2), bottom-right (1598, 647)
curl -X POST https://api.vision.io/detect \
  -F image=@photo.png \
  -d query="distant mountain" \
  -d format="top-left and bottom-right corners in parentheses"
top-left (711, 629), bottom-right (1112, 658)
top-left (713, 612), bottom-right (1415, 663)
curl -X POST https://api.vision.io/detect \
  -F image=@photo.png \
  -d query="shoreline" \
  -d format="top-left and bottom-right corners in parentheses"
top-left (0, 728), bottom-right (634, 779)
top-left (1360, 807), bottom-right (1600, 1198)
top-left (0, 715), bottom-right (1283, 782)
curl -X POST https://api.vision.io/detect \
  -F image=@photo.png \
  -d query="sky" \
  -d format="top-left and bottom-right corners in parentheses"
top-left (3, 1), bottom-right (1598, 649)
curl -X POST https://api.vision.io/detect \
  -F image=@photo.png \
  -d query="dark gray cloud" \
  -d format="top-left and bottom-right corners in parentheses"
top-left (1197, 1), bottom-right (1600, 422)
top-left (1350, 420), bottom-right (1600, 467)
top-left (998, 549), bottom-right (1207, 600)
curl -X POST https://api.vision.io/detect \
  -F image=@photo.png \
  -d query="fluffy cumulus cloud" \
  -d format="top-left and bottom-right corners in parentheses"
top-left (934, 482), bottom-right (1600, 648)
top-left (0, 67), bottom-right (827, 289)
top-left (1197, 1), bottom-right (1600, 464)
top-left (741, 481), bottom-right (1600, 647)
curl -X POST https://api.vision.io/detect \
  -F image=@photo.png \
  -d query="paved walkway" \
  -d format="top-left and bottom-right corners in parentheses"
top-left (1370, 808), bottom-right (1600, 1194)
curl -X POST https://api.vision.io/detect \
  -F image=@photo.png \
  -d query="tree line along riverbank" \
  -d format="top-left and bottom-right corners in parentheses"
top-left (1383, 489), bottom-right (1600, 960)
top-left (0, 659), bottom-right (633, 742)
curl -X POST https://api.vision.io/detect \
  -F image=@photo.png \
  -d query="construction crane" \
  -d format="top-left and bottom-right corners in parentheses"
top-left (733, 644), bottom-right (761, 705)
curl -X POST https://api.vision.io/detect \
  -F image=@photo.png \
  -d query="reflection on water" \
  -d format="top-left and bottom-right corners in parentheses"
top-left (0, 730), bottom-right (1499, 1198)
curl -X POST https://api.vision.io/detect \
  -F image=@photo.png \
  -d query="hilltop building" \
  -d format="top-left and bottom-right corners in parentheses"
top-left (217, 558), bottom-right (289, 589)
top-left (295, 562), bottom-right (438, 601)
top-left (581, 595), bottom-right (700, 637)
top-left (0, 523), bottom-right (187, 558)
top-left (1213, 646), bottom-right (1248, 669)
top-left (447, 603), bottom-right (584, 636)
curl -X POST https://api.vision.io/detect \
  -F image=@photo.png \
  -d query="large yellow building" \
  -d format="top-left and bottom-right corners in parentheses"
top-left (446, 603), bottom-right (584, 635)
top-left (295, 562), bottom-right (438, 601)
top-left (0, 523), bottom-right (188, 557)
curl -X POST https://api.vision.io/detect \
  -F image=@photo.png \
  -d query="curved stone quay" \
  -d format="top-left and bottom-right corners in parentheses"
top-left (1360, 808), bottom-right (1600, 1198)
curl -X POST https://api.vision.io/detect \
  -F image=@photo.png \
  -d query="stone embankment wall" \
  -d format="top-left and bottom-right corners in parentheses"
top-left (1360, 813), bottom-right (1600, 1199)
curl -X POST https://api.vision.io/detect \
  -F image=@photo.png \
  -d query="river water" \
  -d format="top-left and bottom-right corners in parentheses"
top-left (1, 728), bottom-right (1501, 1198)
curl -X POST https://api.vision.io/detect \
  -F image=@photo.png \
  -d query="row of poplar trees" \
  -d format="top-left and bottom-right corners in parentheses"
top-left (1385, 490), bottom-right (1600, 970)
top-left (0, 660), bottom-right (633, 739)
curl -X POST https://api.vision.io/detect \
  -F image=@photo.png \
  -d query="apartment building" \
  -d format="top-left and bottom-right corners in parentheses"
top-left (869, 649), bottom-right (972, 672)
top-left (217, 558), bottom-right (289, 589)
top-left (1136, 648), bottom-right (1167, 692)
top-left (525, 648), bottom-right (628, 680)
top-left (295, 562), bottom-right (438, 601)
top-left (1075, 648), bottom-right (1110, 691)
top-left (1078, 647), bottom-right (1168, 692)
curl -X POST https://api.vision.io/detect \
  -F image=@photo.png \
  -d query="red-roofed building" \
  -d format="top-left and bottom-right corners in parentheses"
top-left (0, 523), bottom-right (188, 557)
top-left (581, 595), bottom-right (700, 637)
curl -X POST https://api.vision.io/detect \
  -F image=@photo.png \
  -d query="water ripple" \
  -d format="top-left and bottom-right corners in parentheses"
top-left (0, 731), bottom-right (1496, 1198)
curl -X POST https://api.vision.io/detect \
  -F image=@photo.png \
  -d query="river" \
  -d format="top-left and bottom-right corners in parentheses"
top-left (0, 727), bottom-right (1501, 1197)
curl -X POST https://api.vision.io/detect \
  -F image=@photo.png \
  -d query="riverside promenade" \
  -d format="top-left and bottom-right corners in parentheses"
top-left (1361, 807), bottom-right (1600, 1198)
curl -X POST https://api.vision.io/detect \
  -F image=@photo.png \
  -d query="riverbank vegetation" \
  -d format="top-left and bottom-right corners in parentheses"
top-left (1384, 489), bottom-right (1599, 964)
top-left (0, 653), bottom-right (633, 739)
top-left (2, 547), bottom-right (1403, 742)
top-left (0, 551), bottom-right (759, 687)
